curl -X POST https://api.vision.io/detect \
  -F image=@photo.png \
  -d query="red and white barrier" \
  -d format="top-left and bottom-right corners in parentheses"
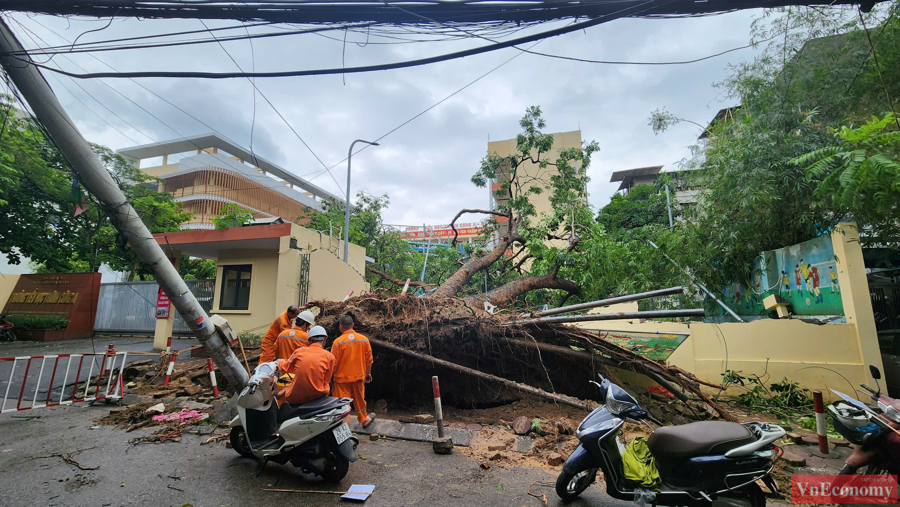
top-left (165, 336), bottom-right (172, 353)
top-left (163, 352), bottom-right (178, 386)
top-left (813, 390), bottom-right (829, 454)
top-left (207, 359), bottom-right (219, 398)
top-left (1, 348), bottom-right (128, 414)
top-left (342, 290), bottom-right (354, 302)
top-left (432, 375), bottom-right (444, 438)
top-left (402, 279), bottom-right (411, 294)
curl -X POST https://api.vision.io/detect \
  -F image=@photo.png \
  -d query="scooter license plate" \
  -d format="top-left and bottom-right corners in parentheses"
top-left (333, 423), bottom-right (352, 445)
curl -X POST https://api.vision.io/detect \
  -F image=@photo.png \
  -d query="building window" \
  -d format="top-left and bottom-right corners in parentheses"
top-left (220, 265), bottom-right (252, 310)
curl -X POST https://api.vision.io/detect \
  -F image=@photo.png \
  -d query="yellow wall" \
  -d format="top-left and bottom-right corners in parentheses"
top-left (307, 249), bottom-right (369, 303)
top-left (289, 224), bottom-right (367, 276)
top-left (572, 224), bottom-right (883, 401)
top-left (0, 274), bottom-right (21, 309)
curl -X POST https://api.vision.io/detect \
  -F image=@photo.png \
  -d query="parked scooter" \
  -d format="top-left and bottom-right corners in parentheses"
top-left (0, 314), bottom-right (15, 342)
top-left (229, 361), bottom-right (358, 482)
top-left (557, 374), bottom-right (785, 506)
top-left (830, 365), bottom-right (900, 475)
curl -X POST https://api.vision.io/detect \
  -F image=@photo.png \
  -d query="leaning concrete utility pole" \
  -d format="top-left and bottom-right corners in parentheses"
top-left (0, 19), bottom-right (249, 388)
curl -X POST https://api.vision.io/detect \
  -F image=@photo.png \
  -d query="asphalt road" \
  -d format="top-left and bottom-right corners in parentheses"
top-left (0, 403), bottom-right (635, 507)
top-left (0, 337), bottom-right (197, 412)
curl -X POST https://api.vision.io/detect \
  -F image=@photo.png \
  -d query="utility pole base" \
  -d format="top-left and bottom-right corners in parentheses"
top-left (432, 436), bottom-right (454, 455)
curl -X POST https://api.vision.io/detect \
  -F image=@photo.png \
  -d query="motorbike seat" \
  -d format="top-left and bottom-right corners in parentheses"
top-left (277, 396), bottom-right (345, 424)
top-left (648, 421), bottom-right (756, 460)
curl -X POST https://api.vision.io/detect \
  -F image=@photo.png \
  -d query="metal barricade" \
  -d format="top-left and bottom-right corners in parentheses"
top-left (0, 346), bottom-right (128, 413)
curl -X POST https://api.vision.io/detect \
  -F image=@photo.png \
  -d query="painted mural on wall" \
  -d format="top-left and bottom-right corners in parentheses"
top-left (598, 330), bottom-right (688, 361)
top-left (723, 234), bottom-right (844, 316)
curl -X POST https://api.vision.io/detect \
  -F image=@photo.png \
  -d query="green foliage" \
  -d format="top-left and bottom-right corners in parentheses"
top-left (647, 5), bottom-right (900, 298)
top-left (179, 257), bottom-right (216, 280)
top-left (724, 369), bottom-right (814, 420)
top-left (793, 114), bottom-right (900, 243)
top-left (596, 184), bottom-right (674, 241)
top-left (0, 96), bottom-right (192, 275)
top-left (238, 332), bottom-right (262, 348)
top-left (530, 417), bottom-right (547, 433)
top-left (212, 203), bottom-right (253, 230)
top-left (7, 313), bottom-right (69, 330)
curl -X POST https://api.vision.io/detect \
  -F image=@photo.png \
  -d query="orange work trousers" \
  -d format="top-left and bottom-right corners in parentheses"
top-left (332, 381), bottom-right (367, 424)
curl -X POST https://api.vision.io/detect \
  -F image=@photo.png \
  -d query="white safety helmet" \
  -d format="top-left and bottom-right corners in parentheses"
top-left (296, 310), bottom-right (315, 326)
top-left (307, 325), bottom-right (327, 342)
top-left (828, 402), bottom-right (870, 428)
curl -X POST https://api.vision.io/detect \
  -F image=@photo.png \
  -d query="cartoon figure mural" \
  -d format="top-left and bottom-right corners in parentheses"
top-left (725, 235), bottom-right (844, 316)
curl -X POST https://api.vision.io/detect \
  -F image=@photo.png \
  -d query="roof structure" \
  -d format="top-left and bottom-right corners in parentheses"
top-left (117, 133), bottom-right (340, 202)
top-left (698, 106), bottom-right (741, 139)
top-left (609, 165), bottom-right (663, 191)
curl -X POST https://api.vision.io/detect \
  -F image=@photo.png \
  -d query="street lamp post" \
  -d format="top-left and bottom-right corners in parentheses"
top-left (344, 139), bottom-right (379, 263)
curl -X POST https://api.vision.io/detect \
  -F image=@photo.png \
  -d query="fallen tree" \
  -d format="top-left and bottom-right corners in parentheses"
top-left (312, 296), bottom-right (732, 421)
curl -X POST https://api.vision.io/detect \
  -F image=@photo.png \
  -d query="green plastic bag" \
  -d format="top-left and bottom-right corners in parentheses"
top-left (622, 437), bottom-right (661, 489)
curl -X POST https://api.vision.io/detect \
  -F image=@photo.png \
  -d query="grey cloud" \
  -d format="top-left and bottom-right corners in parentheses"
top-left (12, 9), bottom-right (764, 224)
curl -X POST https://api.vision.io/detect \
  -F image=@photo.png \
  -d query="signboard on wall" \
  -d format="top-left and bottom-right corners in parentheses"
top-left (599, 330), bottom-right (688, 361)
top-left (724, 234), bottom-right (844, 316)
top-left (1, 273), bottom-right (102, 340)
top-left (155, 287), bottom-right (171, 319)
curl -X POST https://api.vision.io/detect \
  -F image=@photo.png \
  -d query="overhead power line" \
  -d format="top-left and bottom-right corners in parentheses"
top-left (14, 0), bottom-right (677, 79)
top-left (0, 0), bottom-right (872, 25)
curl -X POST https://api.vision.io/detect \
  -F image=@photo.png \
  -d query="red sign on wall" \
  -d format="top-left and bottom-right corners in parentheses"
top-left (156, 287), bottom-right (171, 319)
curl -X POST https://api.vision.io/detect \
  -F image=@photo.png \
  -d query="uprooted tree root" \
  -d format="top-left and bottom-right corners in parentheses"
top-left (311, 296), bottom-right (732, 421)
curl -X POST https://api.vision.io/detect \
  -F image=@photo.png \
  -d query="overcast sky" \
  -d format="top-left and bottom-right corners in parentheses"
top-left (8, 11), bottom-right (764, 227)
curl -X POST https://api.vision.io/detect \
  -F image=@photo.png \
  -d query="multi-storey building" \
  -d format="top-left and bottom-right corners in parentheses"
top-left (487, 130), bottom-right (584, 238)
top-left (118, 133), bottom-right (342, 229)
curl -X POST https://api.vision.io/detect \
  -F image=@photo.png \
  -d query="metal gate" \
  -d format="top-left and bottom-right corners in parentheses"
top-left (93, 279), bottom-right (215, 335)
top-left (298, 253), bottom-right (310, 306)
top-left (870, 282), bottom-right (900, 333)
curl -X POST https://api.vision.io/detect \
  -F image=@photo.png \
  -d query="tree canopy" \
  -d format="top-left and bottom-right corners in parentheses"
top-left (0, 96), bottom-right (191, 275)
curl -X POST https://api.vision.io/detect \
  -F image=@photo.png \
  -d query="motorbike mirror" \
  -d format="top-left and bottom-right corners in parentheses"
top-left (869, 365), bottom-right (882, 381)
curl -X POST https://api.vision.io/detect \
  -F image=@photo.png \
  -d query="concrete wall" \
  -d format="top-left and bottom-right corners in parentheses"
top-left (0, 274), bottom-right (21, 310)
top-left (574, 224), bottom-right (883, 401)
top-left (210, 249), bottom-right (281, 336)
top-left (290, 224), bottom-right (367, 276)
top-left (307, 249), bottom-right (369, 303)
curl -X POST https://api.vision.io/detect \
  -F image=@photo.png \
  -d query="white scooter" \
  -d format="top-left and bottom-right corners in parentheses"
top-left (228, 361), bottom-right (358, 482)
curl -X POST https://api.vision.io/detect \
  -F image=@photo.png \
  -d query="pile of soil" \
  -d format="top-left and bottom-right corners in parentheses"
top-left (312, 296), bottom-right (729, 419)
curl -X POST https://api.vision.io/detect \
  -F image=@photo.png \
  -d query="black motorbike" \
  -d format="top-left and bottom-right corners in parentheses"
top-left (557, 374), bottom-right (785, 506)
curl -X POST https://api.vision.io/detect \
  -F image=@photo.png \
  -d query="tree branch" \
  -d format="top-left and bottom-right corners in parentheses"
top-left (448, 208), bottom-right (509, 246)
top-left (464, 272), bottom-right (581, 307)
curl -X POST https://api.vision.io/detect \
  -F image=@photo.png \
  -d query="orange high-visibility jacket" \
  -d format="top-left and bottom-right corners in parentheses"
top-left (260, 310), bottom-right (292, 363)
top-left (274, 327), bottom-right (309, 361)
top-left (331, 330), bottom-right (373, 383)
top-left (277, 343), bottom-right (335, 406)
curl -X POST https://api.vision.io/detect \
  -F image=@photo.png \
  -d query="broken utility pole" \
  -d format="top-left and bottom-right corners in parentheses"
top-left (0, 19), bottom-right (249, 388)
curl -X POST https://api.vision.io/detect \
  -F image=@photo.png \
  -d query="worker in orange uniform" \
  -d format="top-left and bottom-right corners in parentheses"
top-left (331, 315), bottom-right (375, 427)
top-left (259, 305), bottom-right (299, 363)
top-left (274, 310), bottom-right (316, 361)
top-left (276, 326), bottom-right (335, 406)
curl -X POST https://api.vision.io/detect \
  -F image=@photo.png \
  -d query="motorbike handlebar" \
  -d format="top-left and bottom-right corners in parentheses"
top-left (647, 414), bottom-right (663, 426)
top-left (859, 383), bottom-right (879, 398)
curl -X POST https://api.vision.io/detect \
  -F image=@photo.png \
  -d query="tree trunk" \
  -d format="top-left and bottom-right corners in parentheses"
top-left (428, 233), bottom-right (517, 298)
top-left (464, 272), bottom-right (581, 307)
